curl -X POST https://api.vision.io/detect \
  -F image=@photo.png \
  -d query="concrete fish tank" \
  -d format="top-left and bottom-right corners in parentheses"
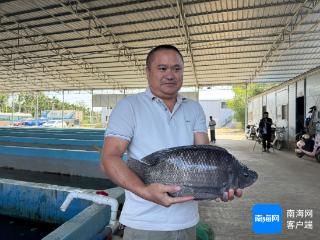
top-left (0, 178), bottom-right (124, 240)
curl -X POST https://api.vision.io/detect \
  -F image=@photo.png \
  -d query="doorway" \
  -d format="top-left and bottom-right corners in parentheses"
top-left (296, 96), bottom-right (304, 134)
top-left (262, 105), bottom-right (267, 115)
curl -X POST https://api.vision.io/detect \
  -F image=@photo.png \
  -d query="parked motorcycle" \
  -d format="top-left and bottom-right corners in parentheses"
top-left (253, 125), bottom-right (286, 151)
top-left (245, 124), bottom-right (257, 140)
top-left (271, 126), bottom-right (286, 150)
top-left (295, 121), bottom-right (320, 163)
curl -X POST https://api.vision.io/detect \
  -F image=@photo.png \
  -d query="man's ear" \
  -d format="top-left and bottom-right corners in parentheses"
top-left (146, 67), bottom-right (150, 79)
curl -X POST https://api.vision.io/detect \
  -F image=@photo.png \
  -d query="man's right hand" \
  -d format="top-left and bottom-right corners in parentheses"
top-left (141, 183), bottom-right (194, 207)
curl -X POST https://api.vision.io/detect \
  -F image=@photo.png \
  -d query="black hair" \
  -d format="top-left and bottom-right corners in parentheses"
top-left (146, 45), bottom-right (184, 68)
top-left (263, 111), bottom-right (268, 115)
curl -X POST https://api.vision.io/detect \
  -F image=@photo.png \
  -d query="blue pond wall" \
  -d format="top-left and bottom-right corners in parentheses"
top-left (0, 128), bottom-right (126, 239)
top-left (0, 178), bottom-right (124, 240)
top-left (0, 127), bottom-right (108, 178)
top-left (0, 178), bottom-right (91, 224)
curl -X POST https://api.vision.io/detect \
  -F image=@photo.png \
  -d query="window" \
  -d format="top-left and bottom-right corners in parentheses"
top-left (221, 102), bottom-right (227, 109)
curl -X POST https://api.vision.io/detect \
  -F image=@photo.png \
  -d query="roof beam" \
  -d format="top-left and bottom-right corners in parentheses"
top-left (2, 28), bottom-right (320, 54)
top-left (175, 0), bottom-right (199, 87)
top-left (2, 19), bottom-right (318, 42)
top-left (1, 1), bottom-right (303, 28)
top-left (0, 63), bottom-right (60, 91)
top-left (57, 0), bottom-right (145, 77)
top-left (5, 52), bottom-right (319, 71)
top-left (0, 21), bottom-right (89, 89)
top-left (0, 10), bottom-right (123, 89)
top-left (250, 0), bottom-right (320, 82)
top-left (2, 35), bottom-right (320, 59)
top-left (0, 41), bottom-right (87, 89)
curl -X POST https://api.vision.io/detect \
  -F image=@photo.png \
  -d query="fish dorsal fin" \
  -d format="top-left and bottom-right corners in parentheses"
top-left (141, 153), bottom-right (161, 166)
top-left (141, 147), bottom-right (174, 166)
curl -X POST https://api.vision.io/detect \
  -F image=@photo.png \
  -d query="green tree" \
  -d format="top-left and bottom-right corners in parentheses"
top-left (1, 92), bottom-right (90, 119)
top-left (17, 92), bottom-right (35, 114)
top-left (0, 94), bottom-right (8, 112)
top-left (227, 84), bottom-right (268, 129)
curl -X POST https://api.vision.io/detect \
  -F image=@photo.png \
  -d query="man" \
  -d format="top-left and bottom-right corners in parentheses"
top-left (259, 111), bottom-right (273, 152)
top-left (208, 116), bottom-right (216, 143)
top-left (100, 45), bottom-right (242, 240)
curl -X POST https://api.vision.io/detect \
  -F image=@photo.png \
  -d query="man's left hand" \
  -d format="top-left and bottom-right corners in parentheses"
top-left (215, 188), bottom-right (242, 202)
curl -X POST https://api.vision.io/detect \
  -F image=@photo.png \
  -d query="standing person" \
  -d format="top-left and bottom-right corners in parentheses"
top-left (259, 111), bottom-right (273, 152)
top-left (208, 116), bottom-right (216, 143)
top-left (100, 45), bottom-right (242, 240)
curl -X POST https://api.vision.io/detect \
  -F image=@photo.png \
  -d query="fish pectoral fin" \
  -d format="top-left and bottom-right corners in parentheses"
top-left (174, 186), bottom-right (222, 200)
top-left (127, 158), bottom-right (147, 179)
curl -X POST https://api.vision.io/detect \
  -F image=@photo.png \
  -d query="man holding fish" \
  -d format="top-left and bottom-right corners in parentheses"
top-left (101, 45), bottom-right (243, 240)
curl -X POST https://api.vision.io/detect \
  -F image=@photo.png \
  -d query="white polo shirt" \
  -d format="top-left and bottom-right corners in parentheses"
top-left (105, 88), bottom-right (207, 231)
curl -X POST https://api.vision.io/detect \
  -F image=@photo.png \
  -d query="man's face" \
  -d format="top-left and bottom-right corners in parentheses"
top-left (264, 113), bottom-right (268, 118)
top-left (146, 49), bottom-right (183, 99)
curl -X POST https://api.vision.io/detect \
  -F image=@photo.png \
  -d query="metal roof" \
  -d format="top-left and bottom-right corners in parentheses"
top-left (0, 0), bottom-right (320, 92)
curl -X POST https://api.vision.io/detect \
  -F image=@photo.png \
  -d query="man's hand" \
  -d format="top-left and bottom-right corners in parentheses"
top-left (215, 188), bottom-right (243, 202)
top-left (141, 183), bottom-right (194, 207)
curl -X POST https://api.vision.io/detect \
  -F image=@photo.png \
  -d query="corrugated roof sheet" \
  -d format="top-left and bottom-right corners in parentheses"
top-left (0, 0), bottom-right (320, 92)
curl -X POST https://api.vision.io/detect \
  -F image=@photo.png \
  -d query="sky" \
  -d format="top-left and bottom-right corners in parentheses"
top-left (45, 86), bottom-right (235, 108)
top-left (6, 87), bottom-right (234, 112)
top-left (199, 87), bottom-right (234, 100)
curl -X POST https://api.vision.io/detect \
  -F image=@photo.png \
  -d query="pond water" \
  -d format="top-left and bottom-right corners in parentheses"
top-left (0, 214), bottom-right (60, 240)
top-left (0, 167), bottom-right (116, 190)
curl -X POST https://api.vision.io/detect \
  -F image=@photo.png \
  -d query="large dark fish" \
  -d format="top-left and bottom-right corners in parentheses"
top-left (127, 145), bottom-right (258, 200)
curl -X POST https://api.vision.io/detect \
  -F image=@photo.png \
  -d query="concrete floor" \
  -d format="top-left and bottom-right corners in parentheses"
top-left (199, 130), bottom-right (320, 240)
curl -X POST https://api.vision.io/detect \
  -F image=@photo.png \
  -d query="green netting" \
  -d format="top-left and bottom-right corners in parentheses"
top-left (196, 221), bottom-right (214, 240)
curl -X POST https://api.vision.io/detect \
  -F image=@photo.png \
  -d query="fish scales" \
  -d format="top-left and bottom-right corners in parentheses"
top-left (127, 145), bottom-right (258, 200)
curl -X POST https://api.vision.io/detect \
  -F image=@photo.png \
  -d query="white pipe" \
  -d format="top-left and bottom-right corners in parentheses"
top-left (60, 192), bottom-right (119, 227)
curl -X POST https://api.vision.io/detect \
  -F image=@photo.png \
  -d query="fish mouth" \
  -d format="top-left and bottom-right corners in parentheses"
top-left (252, 171), bottom-right (258, 181)
top-left (247, 171), bottom-right (258, 187)
top-left (239, 170), bottom-right (258, 189)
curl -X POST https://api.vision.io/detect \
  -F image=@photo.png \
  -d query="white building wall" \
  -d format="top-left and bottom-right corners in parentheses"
top-left (248, 71), bottom-right (320, 143)
top-left (306, 73), bottom-right (320, 122)
top-left (288, 84), bottom-right (296, 141)
top-left (275, 87), bottom-right (288, 128)
top-left (248, 101), bottom-right (253, 124)
top-left (297, 80), bottom-right (304, 97)
top-left (262, 95), bottom-right (267, 107)
top-left (266, 92), bottom-right (276, 120)
top-left (199, 100), bottom-right (221, 128)
top-left (252, 96), bottom-right (263, 125)
top-left (199, 100), bottom-right (234, 128)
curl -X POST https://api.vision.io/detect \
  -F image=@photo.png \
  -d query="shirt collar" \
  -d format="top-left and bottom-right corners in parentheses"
top-left (145, 87), bottom-right (187, 103)
top-left (145, 87), bottom-right (156, 100)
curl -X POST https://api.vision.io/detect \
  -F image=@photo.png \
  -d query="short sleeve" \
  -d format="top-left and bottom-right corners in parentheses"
top-left (105, 98), bottom-right (135, 141)
top-left (193, 102), bottom-right (207, 133)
